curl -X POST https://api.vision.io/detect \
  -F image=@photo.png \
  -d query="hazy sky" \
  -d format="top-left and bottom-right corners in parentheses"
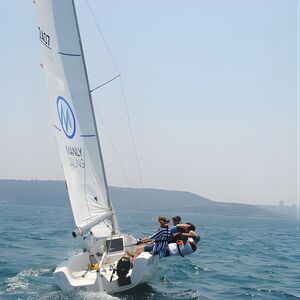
top-left (0, 0), bottom-right (298, 206)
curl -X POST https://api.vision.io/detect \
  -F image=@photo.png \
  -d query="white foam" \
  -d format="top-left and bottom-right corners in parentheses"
top-left (77, 290), bottom-right (120, 300)
top-left (19, 268), bottom-right (51, 277)
top-left (5, 268), bottom-right (52, 292)
top-left (6, 274), bottom-right (29, 291)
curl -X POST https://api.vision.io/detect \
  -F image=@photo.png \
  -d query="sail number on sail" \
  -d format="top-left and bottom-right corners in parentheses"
top-left (38, 26), bottom-right (50, 48)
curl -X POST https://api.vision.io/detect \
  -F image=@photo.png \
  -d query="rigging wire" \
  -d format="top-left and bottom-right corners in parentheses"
top-left (90, 74), bottom-right (120, 93)
top-left (85, 0), bottom-right (120, 74)
top-left (93, 101), bottom-right (132, 187)
top-left (117, 77), bottom-right (145, 189)
top-left (85, 0), bottom-right (144, 189)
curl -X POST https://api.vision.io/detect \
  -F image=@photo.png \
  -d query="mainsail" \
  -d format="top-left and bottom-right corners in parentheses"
top-left (35, 0), bottom-right (118, 237)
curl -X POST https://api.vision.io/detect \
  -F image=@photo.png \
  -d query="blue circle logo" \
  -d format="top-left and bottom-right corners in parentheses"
top-left (56, 96), bottom-right (76, 139)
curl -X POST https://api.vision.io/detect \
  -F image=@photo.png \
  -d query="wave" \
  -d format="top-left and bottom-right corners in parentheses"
top-left (1, 206), bottom-right (299, 299)
top-left (5, 268), bottom-right (53, 291)
top-left (239, 287), bottom-right (300, 299)
top-left (76, 291), bottom-right (120, 300)
top-left (1, 268), bottom-right (120, 300)
top-left (161, 288), bottom-right (204, 299)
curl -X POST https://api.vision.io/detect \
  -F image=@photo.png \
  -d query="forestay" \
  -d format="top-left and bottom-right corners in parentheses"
top-left (35, 0), bottom-right (118, 237)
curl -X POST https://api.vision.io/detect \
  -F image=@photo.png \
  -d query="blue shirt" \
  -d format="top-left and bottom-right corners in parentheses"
top-left (170, 226), bottom-right (178, 234)
top-left (149, 227), bottom-right (170, 259)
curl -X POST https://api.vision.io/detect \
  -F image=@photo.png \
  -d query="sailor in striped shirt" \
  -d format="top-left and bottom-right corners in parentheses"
top-left (133, 216), bottom-right (171, 259)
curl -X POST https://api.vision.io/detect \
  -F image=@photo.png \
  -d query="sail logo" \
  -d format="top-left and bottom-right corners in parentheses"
top-left (57, 96), bottom-right (76, 139)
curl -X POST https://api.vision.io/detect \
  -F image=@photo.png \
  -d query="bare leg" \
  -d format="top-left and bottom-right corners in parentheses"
top-left (132, 245), bottom-right (145, 262)
top-left (125, 250), bottom-right (134, 258)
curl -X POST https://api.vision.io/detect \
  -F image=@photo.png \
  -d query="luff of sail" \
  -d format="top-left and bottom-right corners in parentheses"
top-left (35, 0), bottom-right (118, 237)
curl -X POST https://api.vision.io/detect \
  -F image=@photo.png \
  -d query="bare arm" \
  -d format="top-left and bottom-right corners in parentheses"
top-left (140, 237), bottom-right (152, 243)
top-left (181, 230), bottom-right (196, 238)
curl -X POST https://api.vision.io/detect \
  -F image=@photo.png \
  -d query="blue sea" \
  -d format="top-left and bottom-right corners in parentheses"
top-left (0, 203), bottom-right (299, 300)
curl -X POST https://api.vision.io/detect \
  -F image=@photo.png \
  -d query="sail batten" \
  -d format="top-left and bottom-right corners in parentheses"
top-left (35, 0), bottom-right (118, 237)
top-left (58, 52), bottom-right (81, 57)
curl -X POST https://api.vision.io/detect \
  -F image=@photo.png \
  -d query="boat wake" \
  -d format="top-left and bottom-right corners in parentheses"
top-left (6, 268), bottom-right (52, 291)
top-left (2, 267), bottom-right (122, 300)
top-left (115, 283), bottom-right (203, 300)
top-left (76, 291), bottom-right (120, 300)
top-left (1, 268), bottom-right (55, 299)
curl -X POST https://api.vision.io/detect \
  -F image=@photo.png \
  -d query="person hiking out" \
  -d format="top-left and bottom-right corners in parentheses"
top-left (170, 215), bottom-right (182, 234)
top-left (168, 223), bottom-right (200, 257)
top-left (132, 216), bottom-right (170, 260)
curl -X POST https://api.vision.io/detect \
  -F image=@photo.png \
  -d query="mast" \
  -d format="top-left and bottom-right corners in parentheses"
top-left (72, 1), bottom-right (118, 234)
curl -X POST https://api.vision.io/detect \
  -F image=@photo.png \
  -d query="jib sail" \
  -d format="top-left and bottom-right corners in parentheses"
top-left (35, 0), bottom-right (118, 237)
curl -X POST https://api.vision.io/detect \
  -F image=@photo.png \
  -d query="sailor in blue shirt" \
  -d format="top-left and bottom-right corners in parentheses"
top-left (170, 215), bottom-right (182, 234)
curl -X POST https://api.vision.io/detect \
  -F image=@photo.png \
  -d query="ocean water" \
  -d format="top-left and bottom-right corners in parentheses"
top-left (0, 204), bottom-right (299, 300)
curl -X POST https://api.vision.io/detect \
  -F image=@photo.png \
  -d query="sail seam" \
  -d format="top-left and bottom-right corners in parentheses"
top-left (80, 134), bottom-right (96, 137)
top-left (58, 51), bottom-right (81, 57)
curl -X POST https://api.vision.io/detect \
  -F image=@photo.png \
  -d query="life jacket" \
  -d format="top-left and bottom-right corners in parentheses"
top-left (168, 224), bottom-right (188, 244)
top-left (168, 231), bottom-right (184, 244)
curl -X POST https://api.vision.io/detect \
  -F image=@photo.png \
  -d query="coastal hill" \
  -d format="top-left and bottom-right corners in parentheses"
top-left (0, 180), bottom-right (296, 218)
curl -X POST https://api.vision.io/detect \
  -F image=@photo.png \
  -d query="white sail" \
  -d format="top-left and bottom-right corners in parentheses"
top-left (35, 0), bottom-right (118, 237)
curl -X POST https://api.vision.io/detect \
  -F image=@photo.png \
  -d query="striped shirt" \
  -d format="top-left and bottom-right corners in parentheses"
top-left (149, 227), bottom-right (170, 259)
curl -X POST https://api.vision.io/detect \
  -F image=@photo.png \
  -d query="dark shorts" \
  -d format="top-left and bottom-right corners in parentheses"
top-left (145, 245), bottom-right (170, 257)
top-left (165, 248), bottom-right (170, 256)
top-left (144, 244), bottom-right (154, 252)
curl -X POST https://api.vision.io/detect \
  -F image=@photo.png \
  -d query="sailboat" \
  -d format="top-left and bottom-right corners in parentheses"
top-left (35, 0), bottom-right (158, 294)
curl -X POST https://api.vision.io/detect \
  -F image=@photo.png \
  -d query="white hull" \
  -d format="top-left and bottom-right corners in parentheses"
top-left (53, 234), bottom-right (159, 294)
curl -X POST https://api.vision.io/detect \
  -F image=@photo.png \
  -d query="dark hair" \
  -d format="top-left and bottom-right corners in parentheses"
top-left (186, 222), bottom-right (196, 232)
top-left (193, 234), bottom-right (200, 243)
top-left (172, 215), bottom-right (181, 222)
top-left (158, 216), bottom-right (169, 223)
top-left (190, 242), bottom-right (197, 252)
